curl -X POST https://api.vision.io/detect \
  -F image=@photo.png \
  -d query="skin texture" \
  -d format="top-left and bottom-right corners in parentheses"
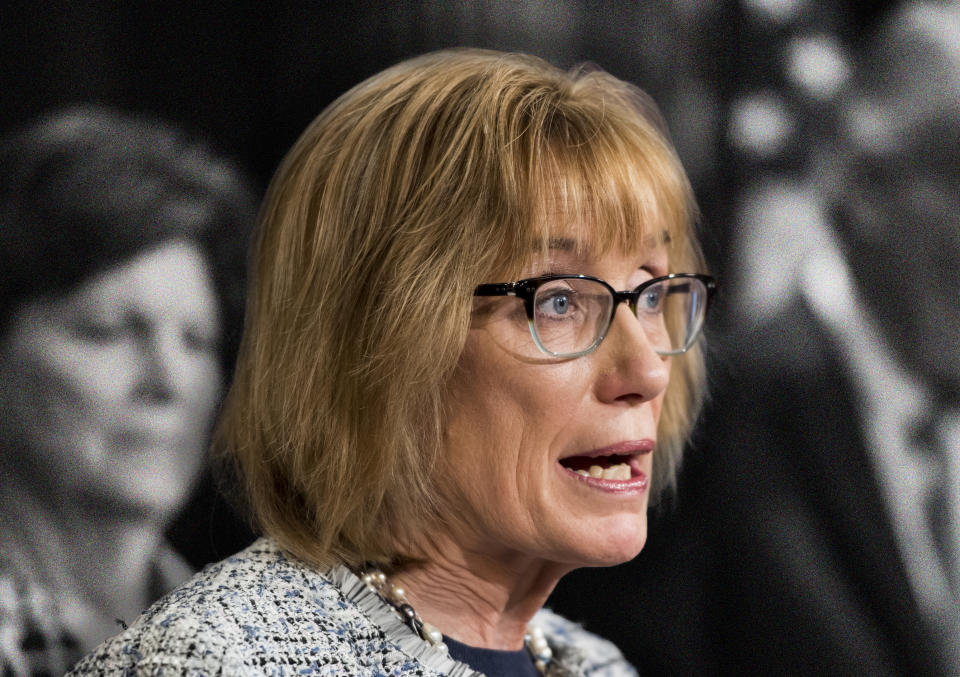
top-left (397, 239), bottom-right (671, 649)
top-left (0, 239), bottom-right (222, 520)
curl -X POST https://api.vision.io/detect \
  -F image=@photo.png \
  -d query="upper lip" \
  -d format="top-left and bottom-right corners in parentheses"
top-left (560, 439), bottom-right (654, 459)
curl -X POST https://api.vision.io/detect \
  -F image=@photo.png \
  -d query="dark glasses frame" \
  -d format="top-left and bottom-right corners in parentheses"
top-left (474, 273), bottom-right (717, 358)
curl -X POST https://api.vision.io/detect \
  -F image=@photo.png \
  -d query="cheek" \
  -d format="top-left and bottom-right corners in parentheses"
top-left (188, 355), bottom-right (224, 408)
top-left (0, 342), bottom-right (106, 482)
top-left (176, 358), bottom-right (224, 440)
top-left (39, 338), bottom-right (138, 407)
top-left (651, 390), bottom-right (666, 424)
top-left (442, 343), bottom-right (592, 501)
top-left (442, 364), bottom-right (519, 492)
top-left (9, 342), bottom-right (111, 425)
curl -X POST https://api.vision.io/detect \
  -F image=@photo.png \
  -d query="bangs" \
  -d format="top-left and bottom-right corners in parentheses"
top-left (496, 83), bottom-right (698, 277)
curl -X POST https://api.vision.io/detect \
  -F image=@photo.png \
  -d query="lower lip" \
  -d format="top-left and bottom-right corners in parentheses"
top-left (558, 463), bottom-right (649, 494)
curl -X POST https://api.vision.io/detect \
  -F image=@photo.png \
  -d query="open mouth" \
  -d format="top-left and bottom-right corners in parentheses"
top-left (559, 453), bottom-right (636, 481)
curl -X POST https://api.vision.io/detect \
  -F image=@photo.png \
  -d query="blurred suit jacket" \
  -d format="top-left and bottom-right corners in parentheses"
top-left (549, 299), bottom-right (950, 676)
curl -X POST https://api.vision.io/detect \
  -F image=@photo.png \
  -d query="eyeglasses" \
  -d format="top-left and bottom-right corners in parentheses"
top-left (474, 273), bottom-right (716, 358)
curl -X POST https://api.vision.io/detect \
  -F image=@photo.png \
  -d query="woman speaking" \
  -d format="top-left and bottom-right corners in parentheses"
top-left (71, 49), bottom-right (714, 676)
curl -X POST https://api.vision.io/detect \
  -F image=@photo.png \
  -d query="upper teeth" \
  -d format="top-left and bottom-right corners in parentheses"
top-left (576, 463), bottom-right (631, 480)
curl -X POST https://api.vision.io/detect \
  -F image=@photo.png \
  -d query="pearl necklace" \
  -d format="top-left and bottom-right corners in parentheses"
top-left (360, 568), bottom-right (553, 674)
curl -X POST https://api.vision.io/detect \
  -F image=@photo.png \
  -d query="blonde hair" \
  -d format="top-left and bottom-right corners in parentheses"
top-left (217, 49), bottom-right (707, 569)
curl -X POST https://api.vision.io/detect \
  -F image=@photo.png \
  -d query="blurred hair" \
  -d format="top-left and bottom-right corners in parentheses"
top-left (0, 105), bottom-right (258, 371)
top-left (217, 49), bottom-right (707, 568)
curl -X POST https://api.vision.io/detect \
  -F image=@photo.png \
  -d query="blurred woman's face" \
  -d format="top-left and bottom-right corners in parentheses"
top-left (440, 235), bottom-right (670, 570)
top-left (0, 239), bottom-right (222, 520)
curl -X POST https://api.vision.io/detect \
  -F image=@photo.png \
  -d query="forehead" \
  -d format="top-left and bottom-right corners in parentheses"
top-left (537, 230), bottom-right (671, 263)
top-left (529, 143), bottom-right (690, 253)
top-left (485, 116), bottom-right (696, 282)
top-left (522, 192), bottom-right (678, 260)
top-left (46, 240), bottom-right (219, 325)
top-left (546, 230), bottom-right (670, 251)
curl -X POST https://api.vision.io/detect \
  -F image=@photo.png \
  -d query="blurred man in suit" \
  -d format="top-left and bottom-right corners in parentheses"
top-left (550, 3), bottom-right (960, 675)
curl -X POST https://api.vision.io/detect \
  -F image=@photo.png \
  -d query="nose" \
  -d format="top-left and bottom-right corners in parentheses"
top-left (593, 303), bottom-right (670, 405)
top-left (134, 328), bottom-right (189, 404)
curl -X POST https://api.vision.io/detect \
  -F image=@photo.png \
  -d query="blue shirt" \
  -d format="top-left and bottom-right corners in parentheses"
top-left (445, 635), bottom-right (540, 677)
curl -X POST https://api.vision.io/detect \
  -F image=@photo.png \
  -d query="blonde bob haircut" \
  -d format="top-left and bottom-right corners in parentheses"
top-left (217, 48), bottom-right (707, 569)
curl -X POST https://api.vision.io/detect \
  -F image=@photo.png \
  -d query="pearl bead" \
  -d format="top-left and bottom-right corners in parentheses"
top-left (535, 646), bottom-right (553, 662)
top-left (420, 621), bottom-right (444, 646)
top-left (529, 634), bottom-right (549, 654)
top-left (525, 624), bottom-right (551, 671)
top-left (359, 568), bottom-right (549, 673)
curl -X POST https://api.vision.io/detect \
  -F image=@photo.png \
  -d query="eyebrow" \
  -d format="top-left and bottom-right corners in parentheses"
top-left (547, 229), bottom-right (672, 252)
top-left (547, 237), bottom-right (578, 251)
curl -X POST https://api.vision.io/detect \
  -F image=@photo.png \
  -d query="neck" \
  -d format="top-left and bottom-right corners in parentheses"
top-left (391, 532), bottom-right (569, 650)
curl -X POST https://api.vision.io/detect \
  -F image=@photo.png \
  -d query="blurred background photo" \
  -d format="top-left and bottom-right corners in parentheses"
top-left (0, 106), bottom-right (256, 673)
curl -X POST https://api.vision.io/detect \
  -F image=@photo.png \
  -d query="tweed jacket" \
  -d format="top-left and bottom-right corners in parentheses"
top-left (68, 538), bottom-right (637, 676)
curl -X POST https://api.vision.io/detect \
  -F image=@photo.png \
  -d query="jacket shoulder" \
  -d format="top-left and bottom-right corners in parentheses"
top-left (535, 608), bottom-right (638, 676)
top-left (67, 539), bottom-right (373, 675)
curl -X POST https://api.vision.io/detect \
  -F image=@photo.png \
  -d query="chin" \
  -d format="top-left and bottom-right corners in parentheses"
top-left (567, 516), bottom-right (648, 568)
top-left (80, 472), bottom-right (194, 523)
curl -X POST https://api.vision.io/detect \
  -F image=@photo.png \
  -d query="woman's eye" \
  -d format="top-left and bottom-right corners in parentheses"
top-left (536, 291), bottom-right (578, 319)
top-left (640, 286), bottom-right (665, 312)
top-left (183, 328), bottom-right (218, 355)
top-left (551, 294), bottom-right (570, 314)
top-left (72, 320), bottom-right (123, 344)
